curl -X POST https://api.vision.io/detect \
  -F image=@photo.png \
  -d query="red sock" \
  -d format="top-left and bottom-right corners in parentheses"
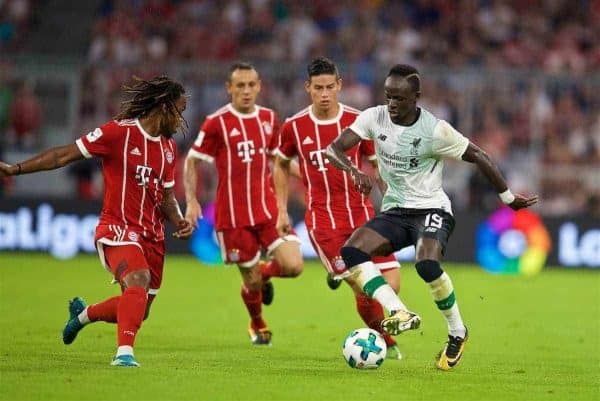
top-left (260, 260), bottom-right (283, 281)
top-left (87, 296), bottom-right (120, 323)
top-left (117, 287), bottom-right (148, 347)
top-left (241, 285), bottom-right (266, 330)
top-left (355, 294), bottom-right (396, 346)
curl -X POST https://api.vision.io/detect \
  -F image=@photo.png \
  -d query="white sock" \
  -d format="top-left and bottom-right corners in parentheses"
top-left (77, 308), bottom-right (90, 325)
top-left (116, 345), bottom-right (134, 357)
top-left (442, 304), bottom-right (466, 338)
top-left (352, 262), bottom-right (408, 314)
top-left (429, 272), bottom-right (466, 337)
top-left (372, 285), bottom-right (407, 314)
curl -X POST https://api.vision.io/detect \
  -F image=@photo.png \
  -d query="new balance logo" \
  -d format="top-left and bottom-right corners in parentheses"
top-left (302, 136), bottom-right (314, 145)
top-left (229, 128), bottom-right (241, 137)
top-left (378, 134), bottom-right (387, 141)
top-left (130, 147), bottom-right (142, 156)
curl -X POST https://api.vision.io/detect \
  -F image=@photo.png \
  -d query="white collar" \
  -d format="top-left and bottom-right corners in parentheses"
top-left (308, 103), bottom-right (344, 125)
top-left (227, 103), bottom-right (259, 119)
top-left (135, 119), bottom-right (162, 142)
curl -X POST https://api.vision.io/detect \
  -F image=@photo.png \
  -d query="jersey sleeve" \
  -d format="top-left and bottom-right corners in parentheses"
top-left (358, 139), bottom-right (376, 161)
top-left (348, 108), bottom-right (376, 140)
top-left (188, 117), bottom-right (219, 162)
top-left (163, 140), bottom-right (177, 189)
top-left (432, 120), bottom-right (470, 160)
top-left (266, 112), bottom-right (280, 155)
top-left (274, 120), bottom-right (296, 160)
top-left (75, 121), bottom-right (119, 159)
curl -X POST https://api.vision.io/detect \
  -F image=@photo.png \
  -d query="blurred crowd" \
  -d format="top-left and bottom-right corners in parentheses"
top-left (1, 0), bottom-right (598, 217)
top-left (85, 0), bottom-right (599, 72)
top-left (0, 0), bottom-right (32, 52)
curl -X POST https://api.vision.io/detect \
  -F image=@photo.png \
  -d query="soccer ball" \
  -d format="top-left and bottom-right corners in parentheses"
top-left (342, 328), bottom-right (387, 369)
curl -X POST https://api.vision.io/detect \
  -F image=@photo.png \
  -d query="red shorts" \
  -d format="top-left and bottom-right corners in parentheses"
top-left (94, 224), bottom-right (165, 296)
top-left (216, 219), bottom-right (299, 267)
top-left (308, 228), bottom-right (399, 278)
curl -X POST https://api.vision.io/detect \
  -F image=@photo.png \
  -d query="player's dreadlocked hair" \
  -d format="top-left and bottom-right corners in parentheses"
top-left (387, 64), bottom-right (421, 93)
top-left (307, 57), bottom-right (339, 80)
top-left (114, 75), bottom-right (188, 132)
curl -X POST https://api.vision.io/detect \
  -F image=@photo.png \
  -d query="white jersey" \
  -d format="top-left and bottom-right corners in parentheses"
top-left (350, 106), bottom-right (469, 214)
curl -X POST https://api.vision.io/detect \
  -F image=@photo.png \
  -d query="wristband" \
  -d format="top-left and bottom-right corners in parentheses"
top-left (16, 163), bottom-right (22, 175)
top-left (499, 189), bottom-right (515, 204)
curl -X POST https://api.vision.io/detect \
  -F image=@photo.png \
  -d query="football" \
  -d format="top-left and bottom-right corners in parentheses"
top-left (342, 328), bottom-right (387, 369)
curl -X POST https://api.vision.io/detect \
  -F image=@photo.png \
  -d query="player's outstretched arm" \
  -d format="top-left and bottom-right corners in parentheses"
top-left (162, 187), bottom-right (194, 239)
top-left (462, 142), bottom-right (538, 210)
top-left (183, 154), bottom-right (203, 227)
top-left (0, 144), bottom-right (84, 177)
top-left (325, 128), bottom-right (372, 195)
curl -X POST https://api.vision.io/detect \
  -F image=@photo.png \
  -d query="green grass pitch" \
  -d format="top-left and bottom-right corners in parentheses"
top-left (0, 253), bottom-right (598, 401)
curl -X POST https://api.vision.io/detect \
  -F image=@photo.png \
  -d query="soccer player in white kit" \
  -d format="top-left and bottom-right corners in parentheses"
top-left (325, 64), bottom-right (538, 370)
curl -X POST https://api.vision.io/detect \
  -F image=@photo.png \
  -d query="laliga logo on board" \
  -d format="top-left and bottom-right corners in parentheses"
top-left (476, 207), bottom-right (551, 276)
top-left (0, 204), bottom-right (97, 259)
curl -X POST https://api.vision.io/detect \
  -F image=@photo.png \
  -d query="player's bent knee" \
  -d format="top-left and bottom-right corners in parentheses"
top-left (416, 238), bottom-right (443, 261)
top-left (340, 246), bottom-right (371, 268)
top-left (274, 243), bottom-right (304, 277)
top-left (415, 259), bottom-right (443, 282)
top-left (243, 276), bottom-right (263, 291)
top-left (122, 268), bottom-right (151, 290)
top-left (285, 258), bottom-right (303, 277)
top-left (286, 266), bottom-right (302, 278)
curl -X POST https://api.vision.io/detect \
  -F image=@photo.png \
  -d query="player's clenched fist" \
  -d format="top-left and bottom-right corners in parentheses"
top-left (351, 169), bottom-right (373, 195)
top-left (184, 200), bottom-right (203, 229)
top-left (508, 194), bottom-right (539, 211)
top-left (0, 161), bottom-right (14, 177)
top-left (172, 219), bottom-right (194, 239)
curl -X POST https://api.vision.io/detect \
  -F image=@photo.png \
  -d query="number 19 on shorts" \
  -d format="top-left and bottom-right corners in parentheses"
top-left (424, 213), bottom-right (443, 232)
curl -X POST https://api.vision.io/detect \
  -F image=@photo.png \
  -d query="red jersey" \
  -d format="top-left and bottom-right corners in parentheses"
top-left (75, 119), bottom-right (177, 242)
top-left (188, 104), bottom-right (279, 230)
top-left (277, 104), bottom-right (376, 231)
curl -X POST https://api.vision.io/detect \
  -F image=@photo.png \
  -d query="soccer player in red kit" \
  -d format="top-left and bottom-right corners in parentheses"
top-left (184, 62), bottom-right (303, 346)
top-left (273, 57), bottom-right (403, 359)
top-left (0, 76), bottom-right (194, 367)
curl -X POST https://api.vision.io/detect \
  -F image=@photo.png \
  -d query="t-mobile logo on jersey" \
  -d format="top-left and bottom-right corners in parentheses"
top-left (309, 149), bottom-right (330, 172)
top-left (237, 140), bottom-right (256, 163)
top-left (135, 165), bottom-right (153, 187)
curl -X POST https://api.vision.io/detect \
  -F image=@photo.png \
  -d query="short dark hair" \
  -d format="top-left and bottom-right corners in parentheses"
top-left (387, 64), bottom-right (421, 92)
top-left (228, 61), bottom-right (257, 80)
top-left (115, 75), bottom-right (185, 121)
top-left (307, 57), bottom-right (339, 80)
